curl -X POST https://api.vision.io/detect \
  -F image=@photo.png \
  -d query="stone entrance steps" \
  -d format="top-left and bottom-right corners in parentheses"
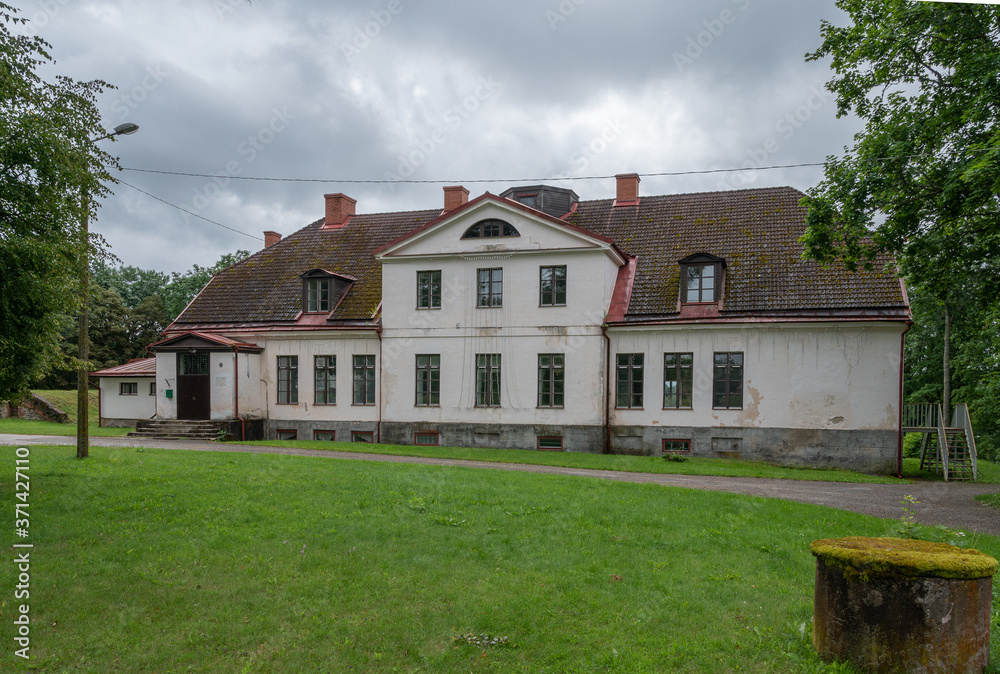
top-left (128, 419), bottom-right (228, 441)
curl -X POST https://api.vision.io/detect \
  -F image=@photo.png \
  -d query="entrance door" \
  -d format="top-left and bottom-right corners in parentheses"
top-left (177, 353), bottom-right (211, 420)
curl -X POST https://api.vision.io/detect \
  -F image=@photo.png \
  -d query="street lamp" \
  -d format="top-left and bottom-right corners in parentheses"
top-left (77, 122), bottom-right (140, 459)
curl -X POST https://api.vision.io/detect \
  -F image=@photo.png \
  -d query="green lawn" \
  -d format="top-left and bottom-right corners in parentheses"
top-left (1, 445), bottom-right (997, 673)
top-left (244, 439), bottom-right (912, 484)
top-left (0, 390), bottom-right (131, 437)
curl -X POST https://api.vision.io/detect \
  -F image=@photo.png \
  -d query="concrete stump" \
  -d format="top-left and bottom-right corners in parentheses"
top-left (811, 537), bottom-right (997, 673)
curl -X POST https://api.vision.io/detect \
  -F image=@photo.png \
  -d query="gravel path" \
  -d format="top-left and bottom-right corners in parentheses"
top-left (3, 434), bottom-right (998, 537)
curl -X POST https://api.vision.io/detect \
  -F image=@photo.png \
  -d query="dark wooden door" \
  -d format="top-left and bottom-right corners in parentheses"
top-left (177, 353), bottom-right (211, 420)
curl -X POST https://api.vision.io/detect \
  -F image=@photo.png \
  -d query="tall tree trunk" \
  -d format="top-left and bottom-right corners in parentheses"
top-left (943, 300), bottom-right (951, 425)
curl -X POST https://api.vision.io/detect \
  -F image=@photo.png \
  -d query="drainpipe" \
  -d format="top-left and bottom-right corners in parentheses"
top-left (601, 324), bottom-right (611, 454)
top-left (897, 321), bottom-right (913, 479)
top-left (376, 326), bottom-right (383, 443)
top-left (97, 379), bottom-right (102, 428)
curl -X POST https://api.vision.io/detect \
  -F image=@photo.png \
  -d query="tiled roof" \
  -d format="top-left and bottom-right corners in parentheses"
top-left (91, 357), bottom-right (156, 377)
top-left (570, 186), bottom-right (905, 316)
top-left (173, 186), bottom-right (906, 327)
top-left (174, 209), bottom-right (442, 325)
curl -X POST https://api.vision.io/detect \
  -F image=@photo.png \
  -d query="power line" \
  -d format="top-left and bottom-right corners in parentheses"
top-left (121, 148), bottom-right (998, 186)
top-left (121, 162), bottom-right (830, 185)
top-left (117, 179), bottom-right (264, 241)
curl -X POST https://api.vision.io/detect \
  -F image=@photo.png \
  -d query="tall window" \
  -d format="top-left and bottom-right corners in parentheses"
top-left (663, 353), bottom-right (693, 409)
top-left (713, 352), bottom-right (744, 409)
top-left (416, 270), bottom-right (441, 309)
top-left (476, 354), bottom-right (501, 407)
top-left (615, 353), bottom-right (644, 408)
top-left (305, 278), bottom-right (330, 312)
top-left (537, 354), bottom-right (564, 407)
top-left (277, 356), bottom-right (298, 404)
top-left (314, 356), bottom-right (336, 405)
top-left (353, 355), bottom-right (375, 405)
top-left (539, 266), bottom-right (567, 306)
top-left (415, 354), bottom-right (440, 406)
top-left (477, 268), bottom-right (503, 307)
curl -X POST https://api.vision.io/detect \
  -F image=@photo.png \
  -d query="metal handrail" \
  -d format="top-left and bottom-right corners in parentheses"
top-left (936, 405), bottom-right (949, 481)
top-left (953, 403), bottom-right (978, 480)
top-left (902, 403), bottom-right (939, 429)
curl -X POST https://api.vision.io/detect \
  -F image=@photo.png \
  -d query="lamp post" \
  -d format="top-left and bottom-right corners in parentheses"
top-left (77, 122), bottom-right (140, 459)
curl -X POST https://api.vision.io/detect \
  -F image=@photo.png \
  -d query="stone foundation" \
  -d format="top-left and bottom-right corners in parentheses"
top-left (262, 419), bottom-right (897, 472)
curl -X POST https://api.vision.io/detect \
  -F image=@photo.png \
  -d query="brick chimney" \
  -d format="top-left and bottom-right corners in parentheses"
top-left (263, 231), bottom-right (281, 248)
top-left (615, 173), bottom-right (641, 205)
top-left (443, 185), bottom-right (469, 211)
top-left (324, 193), bottom-right (356, 228)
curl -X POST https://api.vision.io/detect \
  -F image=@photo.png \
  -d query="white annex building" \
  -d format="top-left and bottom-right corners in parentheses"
top-left (146, 174), bottom-right (911, 473)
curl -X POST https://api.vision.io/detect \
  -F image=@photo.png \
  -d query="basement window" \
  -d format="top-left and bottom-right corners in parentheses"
top-left (313, 430), bottom-right (336, 441)
top-left (414, 432), bottom-right (439, 446)
top-left (537, 436), bottom-right (563, 451)
top-left (276, 429), bottom-right (297, 440)
top-left (352, 431), bottom-right (374, 443)
top-left (662, 439), bottom-right (691, 454)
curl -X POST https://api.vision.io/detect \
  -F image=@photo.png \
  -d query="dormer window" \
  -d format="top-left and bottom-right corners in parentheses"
top-left (462, 218), bottom-right (519, 239)
top-left (306, 278), bottom-right (330, 312)
top-left (679, 253), bottom-right (725, 304)
top-left (300, 269), bottom-right (354, 315)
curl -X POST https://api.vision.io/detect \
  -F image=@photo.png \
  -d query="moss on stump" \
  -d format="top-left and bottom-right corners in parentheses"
top-left (810, 536), bottom-right (999, 581)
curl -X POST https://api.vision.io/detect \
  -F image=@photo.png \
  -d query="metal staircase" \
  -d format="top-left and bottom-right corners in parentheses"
top-left (903, 403), bottom-right (978, 481)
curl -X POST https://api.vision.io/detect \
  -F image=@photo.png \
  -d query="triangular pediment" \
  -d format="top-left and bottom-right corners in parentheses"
top-left (148, 331), bottom-right (263, 353)
top-left (374, 194), bottom-right (624, 263)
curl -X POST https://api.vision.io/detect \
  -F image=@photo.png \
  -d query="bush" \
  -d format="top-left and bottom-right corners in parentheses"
top-left (902, 433), bottom-right (924, 459)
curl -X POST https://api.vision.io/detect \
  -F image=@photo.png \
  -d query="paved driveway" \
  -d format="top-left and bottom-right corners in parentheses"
top-left (3, 434), bottom-right (998, 537)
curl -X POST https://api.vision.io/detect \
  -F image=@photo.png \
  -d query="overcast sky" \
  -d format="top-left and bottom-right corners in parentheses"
top-left (17, 0), bottom-right (865, 274)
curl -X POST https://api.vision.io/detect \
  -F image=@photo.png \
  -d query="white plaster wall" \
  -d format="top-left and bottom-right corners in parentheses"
top-left (101, 377), bottom-right (155, 420)
top-left (381, 249), bottom-right (618, 332)
top-left (380, 328), bottom-right (606, 426)
top-left (154, 352), bottom-right (177, 419)
top-left (258, 332), bottom-right (381, 422)
top-left (236, 351), bottom-right (264, 418)
top-left (608, 323), bottom-right (904, 431)
top-left (208, 352), bottom-right (234, 420)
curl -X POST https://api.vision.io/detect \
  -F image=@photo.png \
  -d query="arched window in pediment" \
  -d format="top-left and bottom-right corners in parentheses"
top-left (461, 219), bottom-right (519, 239)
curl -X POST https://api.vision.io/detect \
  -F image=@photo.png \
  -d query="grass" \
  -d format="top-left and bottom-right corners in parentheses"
top-left (1, 445), bottom-right (998, 673)
top-left (242, 439), bottom-right (909, 484)
top-left (0, 390), bottom-right (131, 437)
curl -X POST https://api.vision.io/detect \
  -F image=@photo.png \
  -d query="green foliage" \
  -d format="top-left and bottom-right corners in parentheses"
top-left (0, 3), bottom-right (119, 401)
top-left (90, 259), bottom-right (168, 308)
top-left (802, 1), bottom-right (1000, 275)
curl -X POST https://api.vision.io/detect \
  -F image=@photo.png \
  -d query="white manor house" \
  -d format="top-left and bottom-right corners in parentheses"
top-left (136, 174), bottom-right (910, 473)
